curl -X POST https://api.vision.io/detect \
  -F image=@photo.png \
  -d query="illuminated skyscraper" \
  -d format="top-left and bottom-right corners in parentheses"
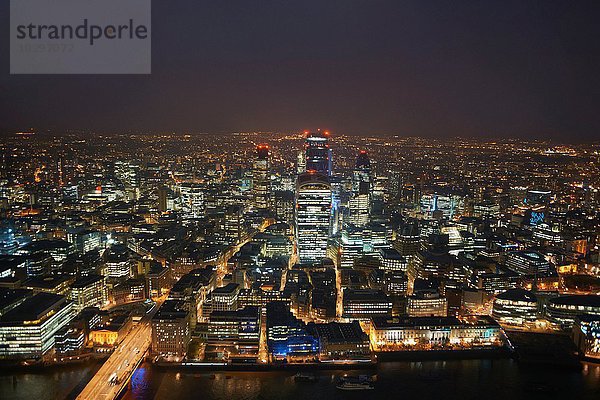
top-left (177, 182), bottom-right (205, 219)
top-left (296, 172), bottom-right (331, 263)
top-left (329, 176), bottom-right (343, 235)
top-left (304, 131), bottom-right (332, 176)
top-left (348, 150), bottom-right (371, 227)
top-left (253, 144), bottom-right (271, 209)
top-left (296, 150), bottom-right (306, 174)
top-left (114, 160), bottom-right (140, 201)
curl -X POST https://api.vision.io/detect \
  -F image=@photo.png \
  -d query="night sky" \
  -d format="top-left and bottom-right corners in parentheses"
top-left (1, 1), bottom-right (600, 141)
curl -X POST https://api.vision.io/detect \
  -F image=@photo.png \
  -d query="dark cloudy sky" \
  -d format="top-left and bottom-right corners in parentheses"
top-left (1, 1), bottom-right (600, 141)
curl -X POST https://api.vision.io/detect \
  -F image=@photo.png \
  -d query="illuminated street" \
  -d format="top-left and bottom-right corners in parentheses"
top-left (76, 301), bottom-right (162, 400)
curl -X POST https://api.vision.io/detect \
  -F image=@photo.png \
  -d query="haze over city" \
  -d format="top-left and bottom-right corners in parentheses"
top-left (2, 1), bottom-right (600, 141)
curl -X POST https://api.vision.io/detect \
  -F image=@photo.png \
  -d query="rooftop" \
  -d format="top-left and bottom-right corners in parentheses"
top-left (308, 321), bottom-right (368, 343)
top-left (213, 283), bottom-right (240, 295)
top-left (153, 299), bottom-right (189, 320)
top-left (23, 275), bottom-right (73, 290)
top-left (549, 295), bottom-right (600, 308)
top-left (0, 288), bottom-right (32, 313)
top-left (372, 315), bottom-right (499, 329)
top-left (496, 288), bottom-right (537, 303)
top-left (0, 292), bottom-right (67, 324)
top-left (71, 274), bottom-right (104, 288)
top-left (343, 289), bottom-right (390, 302)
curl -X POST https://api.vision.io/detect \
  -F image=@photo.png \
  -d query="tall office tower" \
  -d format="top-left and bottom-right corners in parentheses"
top-left (223, 205), bottom-right (246, 244)
top-left (388, 170), bottom-right (402, 203)
top-left (329, 176), bottom-right (343, 235)
top-left (157, 185), bottom-right (168, 213)
top-left (296, 172), bottom-right (332, 263)
top-left (253, 144), bottom-right (271, 209)
top-left (177, 182), bottom-right (205, 219)
top-left (305, 131), bottom-right (332, 176)
top-left (348, 150), bottom-right (371, 227)
top-left (296, 150), bottom-right (306, 174)
top-left (114, 161), bottom-right (140, 201)
top-left (274, 190), bottom-right (295, 224)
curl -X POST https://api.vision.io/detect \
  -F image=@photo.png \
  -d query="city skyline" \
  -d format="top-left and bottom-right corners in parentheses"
top-left (2, 1), bottom-right (600, 399)
top-left (1, 130), bottom-right (600, 398)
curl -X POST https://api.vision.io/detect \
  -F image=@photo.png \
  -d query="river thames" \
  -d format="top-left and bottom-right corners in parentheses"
top-left (2, 359), bottom-right (600, 400)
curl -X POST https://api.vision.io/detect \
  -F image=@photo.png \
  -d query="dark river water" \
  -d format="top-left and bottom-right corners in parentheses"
top-left (1, 359), bottom-right (600, 400)
top-left (0, 361), bottom-right (101, 400)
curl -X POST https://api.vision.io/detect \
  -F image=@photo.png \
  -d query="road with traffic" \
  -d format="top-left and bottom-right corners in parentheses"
top-left (76, 300), bottom-right (162, 400)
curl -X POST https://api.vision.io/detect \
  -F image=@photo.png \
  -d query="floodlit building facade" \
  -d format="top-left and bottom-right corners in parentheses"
top-left (151, 300), bottom-right (190, 358)
top-left (296, 173), bottom-right (331, 263)
top-left (491, 288), bottom-right (538, 326)
top-left (0, 293), bottom-right (73, 359)
top-left (370, 316), bottom-right (504, 351)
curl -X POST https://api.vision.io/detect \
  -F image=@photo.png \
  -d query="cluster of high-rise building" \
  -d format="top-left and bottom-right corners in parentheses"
top-left (0, 131), bottom-right (599, 363)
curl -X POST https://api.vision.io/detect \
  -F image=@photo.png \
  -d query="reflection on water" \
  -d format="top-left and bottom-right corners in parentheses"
top-left (0, 361), bottom-right (102, 400)
top-left (2, 359), bottom-right (600, 400)
top-left (123, 360), bottom-right (600, 400)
